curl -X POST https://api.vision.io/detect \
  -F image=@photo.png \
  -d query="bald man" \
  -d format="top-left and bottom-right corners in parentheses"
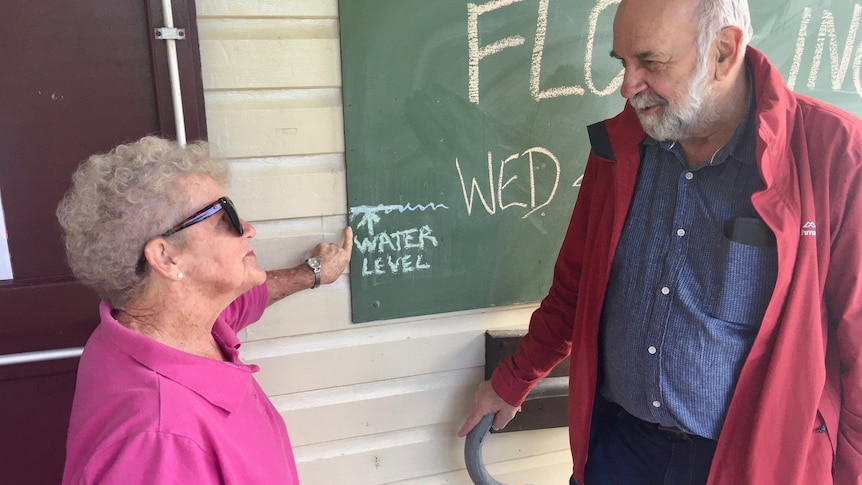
top-left (459, 0), bottom-right (862, 483)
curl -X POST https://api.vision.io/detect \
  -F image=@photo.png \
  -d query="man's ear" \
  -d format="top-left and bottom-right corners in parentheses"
top-left (714, 26), bottom-right (744, 79)
top-left (141, 238), bottom-right (181, 280)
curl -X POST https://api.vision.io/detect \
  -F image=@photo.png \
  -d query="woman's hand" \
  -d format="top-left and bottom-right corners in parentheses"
top-left (312, 226), bottom-right (353, 285)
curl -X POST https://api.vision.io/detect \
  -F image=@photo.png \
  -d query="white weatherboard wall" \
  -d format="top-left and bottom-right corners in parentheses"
top-left (195, 1), bottom-right (571, 483)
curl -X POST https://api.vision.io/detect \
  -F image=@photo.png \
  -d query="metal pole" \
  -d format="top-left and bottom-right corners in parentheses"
top-left (161, 0), bottom-right (186, 146)
top-left (0, 347), bottom-right (83, 367)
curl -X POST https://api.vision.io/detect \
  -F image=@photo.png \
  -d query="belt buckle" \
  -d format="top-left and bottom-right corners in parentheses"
top-left (656, 424), bottom-right (689, 442)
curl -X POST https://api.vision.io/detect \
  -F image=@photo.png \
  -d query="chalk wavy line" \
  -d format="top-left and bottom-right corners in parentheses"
top-left (349, 203), bottom-right (449, 220)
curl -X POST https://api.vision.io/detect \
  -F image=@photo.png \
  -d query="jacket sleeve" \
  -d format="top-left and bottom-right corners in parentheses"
top-left (829, 162), bottom-right (862, 484)
top-left (491, 150), bottom-right (605, 406)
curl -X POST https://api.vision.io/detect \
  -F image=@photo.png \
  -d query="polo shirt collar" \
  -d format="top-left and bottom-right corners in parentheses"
top-left (98, 300), bottom-right (255, 413)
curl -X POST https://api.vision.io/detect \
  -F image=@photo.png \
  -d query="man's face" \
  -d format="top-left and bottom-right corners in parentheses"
top-left (612, 0), bottom-right (716, 141)
top-left (629, 56), bottom-right (715, 141)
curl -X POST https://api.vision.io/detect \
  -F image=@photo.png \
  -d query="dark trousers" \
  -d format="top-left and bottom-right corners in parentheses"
top-left (571, 403), bottom-right (718, 485)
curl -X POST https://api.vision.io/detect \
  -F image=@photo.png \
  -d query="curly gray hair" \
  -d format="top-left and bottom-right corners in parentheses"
top-left (56, 136), bottom-right (228, 307)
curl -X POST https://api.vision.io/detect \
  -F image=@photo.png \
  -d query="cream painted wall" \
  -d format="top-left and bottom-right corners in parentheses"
top-left (195, 1), bottom-right (571, 483)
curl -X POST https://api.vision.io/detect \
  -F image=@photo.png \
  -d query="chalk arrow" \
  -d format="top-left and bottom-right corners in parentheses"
top-left (355, 210), bottom-right (381, 236)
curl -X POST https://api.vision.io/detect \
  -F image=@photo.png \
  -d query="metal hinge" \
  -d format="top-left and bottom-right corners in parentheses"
top-left (154, 27), bottom-right (186, 40)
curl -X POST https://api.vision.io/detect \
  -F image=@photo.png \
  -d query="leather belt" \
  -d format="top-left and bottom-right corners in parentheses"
top-left (616, 405), bottom-right (713, 443)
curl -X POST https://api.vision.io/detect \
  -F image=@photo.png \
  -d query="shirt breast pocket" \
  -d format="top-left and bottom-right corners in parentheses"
top-left (710, 218), bottom-right (779, 326)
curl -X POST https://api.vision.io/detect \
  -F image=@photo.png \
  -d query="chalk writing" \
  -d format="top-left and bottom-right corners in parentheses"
top-left (350, 204), bottom-right (445, 277)
top-left (353, 226), bottom-right (439, 254)
top-left (455, 147), bottom-right (561, 218)
top-left (788, 5), bottom-right (862, 94)
top-left (531, 0), bottom-right (584, 100)
top-left (361, 253), bottom-right (433, 276)
top-left (350, 203), bottom-right (449, 235)
top-left (584, 0), bottom-right (623, 96)
top-left (468, 0), bottom-right (621, 104)
top-left (468, 0), bottom-right (526, 104)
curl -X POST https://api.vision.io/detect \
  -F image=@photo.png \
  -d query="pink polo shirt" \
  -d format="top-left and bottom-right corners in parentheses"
top-left (62, 284), bottom-right (300, 484)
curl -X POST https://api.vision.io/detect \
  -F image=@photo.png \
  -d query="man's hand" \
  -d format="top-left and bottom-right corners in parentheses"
top-left (457, 380), bottom-right (520, 437)
top-left (312, 226), bottom-right (353, 285)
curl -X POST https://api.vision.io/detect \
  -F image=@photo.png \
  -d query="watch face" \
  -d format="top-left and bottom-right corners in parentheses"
top-left (307, 257), bottom-right (321, 270)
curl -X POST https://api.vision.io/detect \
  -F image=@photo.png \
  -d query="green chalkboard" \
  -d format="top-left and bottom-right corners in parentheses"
top-left (340, 0), bottom-right (862, 323)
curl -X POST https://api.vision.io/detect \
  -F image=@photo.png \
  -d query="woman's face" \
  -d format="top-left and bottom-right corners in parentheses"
top-left (170, 174), bottom-right (265, 300)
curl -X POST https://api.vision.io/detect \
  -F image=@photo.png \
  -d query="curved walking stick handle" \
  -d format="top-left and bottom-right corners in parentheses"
top-left (463, 377), bottom-right (569, 484)
top-left (464, 413), bottom-right (506, 485)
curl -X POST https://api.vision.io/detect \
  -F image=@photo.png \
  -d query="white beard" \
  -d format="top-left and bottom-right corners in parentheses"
top-left (631, 60), bottom-right (716, 141)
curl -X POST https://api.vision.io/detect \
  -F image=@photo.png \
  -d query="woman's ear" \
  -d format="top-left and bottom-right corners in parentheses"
top-left (141, 238), bottom-right (182, 281)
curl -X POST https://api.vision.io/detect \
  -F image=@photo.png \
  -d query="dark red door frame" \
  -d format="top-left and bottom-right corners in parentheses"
top-left (0, 0), bottom-right (207, 359)
top-left (0, 1), bottom-right (208, 484)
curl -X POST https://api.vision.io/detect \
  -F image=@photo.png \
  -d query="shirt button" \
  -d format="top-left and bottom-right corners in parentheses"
top-left (661, 287), bottom-right (670, 295)
top-left (685, 172), bottom-right (694, 180)
top-left (648, 346), bottom-right (657, 354)
top-left (652, 400), bottom-right (662, 408)
top-left (676, 228), bottom-right (686, 237)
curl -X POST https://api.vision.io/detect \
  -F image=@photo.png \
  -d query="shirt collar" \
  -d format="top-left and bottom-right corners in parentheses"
top-left (98, 300), bottom-right (256, 413)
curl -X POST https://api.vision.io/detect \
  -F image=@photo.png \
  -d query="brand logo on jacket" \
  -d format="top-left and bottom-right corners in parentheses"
top-left (801, 221), bottom-right (817, 236)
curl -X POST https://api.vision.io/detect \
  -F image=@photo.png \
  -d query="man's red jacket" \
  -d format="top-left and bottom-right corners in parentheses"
top-left (491, 47), bottom-right (862, 484)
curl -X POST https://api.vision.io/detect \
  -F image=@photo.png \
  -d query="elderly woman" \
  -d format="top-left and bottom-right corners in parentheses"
top-left (57, 136), bottom-right (352, 484)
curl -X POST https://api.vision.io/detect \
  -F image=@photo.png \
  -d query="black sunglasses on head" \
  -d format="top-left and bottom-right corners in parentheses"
top-left (162, 196), bottom-right (244, 237)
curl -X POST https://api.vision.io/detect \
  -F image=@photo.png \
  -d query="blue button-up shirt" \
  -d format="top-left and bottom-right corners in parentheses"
top-left (599, 74), bottom-right (778, 440)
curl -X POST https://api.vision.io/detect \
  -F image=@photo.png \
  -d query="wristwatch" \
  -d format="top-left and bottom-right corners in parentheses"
top-left (305, 257), bottom-right (321, 289)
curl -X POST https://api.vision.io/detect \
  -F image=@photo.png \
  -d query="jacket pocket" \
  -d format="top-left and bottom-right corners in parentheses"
top-left (810, 411), bottom-right (836, 479)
